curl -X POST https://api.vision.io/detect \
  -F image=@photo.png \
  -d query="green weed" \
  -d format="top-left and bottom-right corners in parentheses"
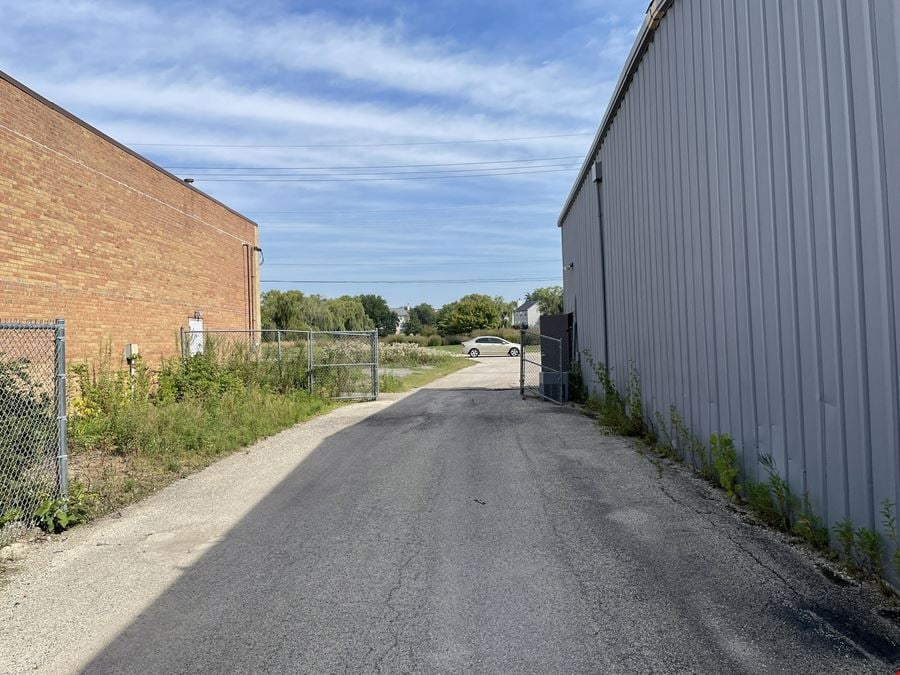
top-left (794, 492), bottom-right (828, 550)
top-left (32, 481), bottom-right (96, 534)
top-left (856, 527), bottom-right (885, 575)
top-left (881, 500), bottom-right (900, 578)
top-left (759, 454), bottom-right (798, 531)
top-left (582, 352), bottom-right (645, 437)
top-left (710, 433), bottom-right (740, 500)
top-left (745, 480), bottom-right (777, 525)
top-left (834, 517), bottom-right (856, 560)
top-left (670, 407), bottom-right (712, 479)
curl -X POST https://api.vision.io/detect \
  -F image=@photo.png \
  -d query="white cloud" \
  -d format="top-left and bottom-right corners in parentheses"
top-left (0, 0), bottom-right (621, 120)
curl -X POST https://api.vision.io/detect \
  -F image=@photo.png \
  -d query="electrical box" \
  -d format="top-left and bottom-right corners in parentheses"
top-left (124, 343), bottom-right (140, 361)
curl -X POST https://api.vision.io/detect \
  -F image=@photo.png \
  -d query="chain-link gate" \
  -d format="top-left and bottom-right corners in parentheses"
top-left (308, 331), bottom-right (378, 401)
top-left (519, 325), bottom-right (567, 404)
top-left (0, 319), bottom-right (67, 547)
top-left (180, 328), bottom-right (378, 401)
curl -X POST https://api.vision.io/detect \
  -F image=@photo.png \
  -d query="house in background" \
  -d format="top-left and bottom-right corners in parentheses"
top-left (391, 306), bottom-right (409, 334)
top-left (513, 300), bottom-right (540, 328)
top-left (0, 70), bottom-right (260, 363)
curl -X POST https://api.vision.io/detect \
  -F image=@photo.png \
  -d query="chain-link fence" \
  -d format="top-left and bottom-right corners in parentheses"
top-left (180, 329), bottom-right (311, 393)
top-left (0, 320), bottom-right (67, 547)
top-left (309, 331), bottom-right (378, 401)
top-left (180, 328), bottom-right (378, 401)
top-left (519, 326), bottom-right (567, 404)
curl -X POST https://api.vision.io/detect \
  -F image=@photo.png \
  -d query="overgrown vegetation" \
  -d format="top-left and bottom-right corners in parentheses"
top-left (582, 353), bottom-right (645, 437)
top-left (710, 433), bottom-right (739, 500)
top-left (61, 348), bottom-right (334, 527)
top-left (0, 355), bottom-right (58, 543)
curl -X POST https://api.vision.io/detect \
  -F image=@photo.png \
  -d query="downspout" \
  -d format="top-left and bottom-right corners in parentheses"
top-left (592, 160), bottom-right (610, 367)
top-left (243, 243), bottom-right (252, 331)
top-left (252, 246), bottom-right (263, 331)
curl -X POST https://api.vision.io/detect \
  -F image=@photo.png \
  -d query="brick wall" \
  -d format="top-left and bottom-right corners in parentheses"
top-left (0, 73), bottom-right (260, 364)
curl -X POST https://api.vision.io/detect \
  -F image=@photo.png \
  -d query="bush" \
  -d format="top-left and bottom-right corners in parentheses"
top-left (381, 334), bottom-right (429, 347)
top-left (380, 343), bottom-right (455, 367)
top-left (471, 327), bottom-right (522, 343)
top-left (0, 356), bottom-right (55, 520)
top-left (427, 335), bottom-right (443, 347)
top-left (156, 352), bottom-right (244, 403)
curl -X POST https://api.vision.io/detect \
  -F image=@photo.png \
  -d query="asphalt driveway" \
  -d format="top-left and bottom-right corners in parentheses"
top-left (1, 357), bottom-right (899, 673)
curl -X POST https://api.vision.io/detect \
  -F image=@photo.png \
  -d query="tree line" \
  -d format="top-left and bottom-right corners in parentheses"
top-left (261, 291), bottom-right (398, 335)
top-left (261, 286), bottom-right (563, 337)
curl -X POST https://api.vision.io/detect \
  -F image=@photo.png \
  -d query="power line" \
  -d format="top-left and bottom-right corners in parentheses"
top-left (163, 155), bottom-right (583, 171)
top-left (179, 162), bottom-right (578, 178)
top-left (191, 167), bottom-right (577, 183)
top-left (127, 132), bottom-right (593, 149)
top-left (248, 203), bottom-right (556, 215)
top-left (263, 258), bottom-right (560, 267)
top-left (261, 277), bottom-right (562, 284)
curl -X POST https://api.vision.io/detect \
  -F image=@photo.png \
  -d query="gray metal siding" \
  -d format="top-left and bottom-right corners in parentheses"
top-left (561, 0), bottom-right (900, 538)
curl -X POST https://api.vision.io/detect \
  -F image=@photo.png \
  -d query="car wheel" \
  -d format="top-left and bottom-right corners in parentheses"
top-left (508, 347), bottom-right (520, 357)
top-left (468, 348), bottom-right (480, 358)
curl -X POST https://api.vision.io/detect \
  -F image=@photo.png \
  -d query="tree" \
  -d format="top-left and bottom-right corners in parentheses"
top-left (525, 286), bottom-right (564, 315)
top-left (403, 303), bottom-right (437, 335)
top-left (493, 296), bottom-right (517, 328)
top-left (357, 294), bottom-right (399, 336)
top-left (436, 294), bottom-right (501, 335)
top-left (261, 290), bottom-right (373, 331)
top-left (331, 296), bottom-right (372, 331)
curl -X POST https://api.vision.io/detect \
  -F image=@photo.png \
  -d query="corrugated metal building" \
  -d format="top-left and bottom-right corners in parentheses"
top-left (559, 0), bottom-right (900, 543)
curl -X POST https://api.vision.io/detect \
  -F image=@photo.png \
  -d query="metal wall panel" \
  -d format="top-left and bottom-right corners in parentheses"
top-left (560, 0), bottom-right (900, 541)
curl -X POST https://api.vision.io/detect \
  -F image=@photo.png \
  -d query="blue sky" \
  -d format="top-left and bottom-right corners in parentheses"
top-left (1, 0), bottom-right (643, 308)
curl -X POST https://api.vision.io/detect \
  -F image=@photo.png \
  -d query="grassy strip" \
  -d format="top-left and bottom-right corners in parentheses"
top-left (380, 358), bottom-right (475, 393)
top-left (69, 388), bottom-right (334, 518)
top-left (430, 344), bottom-right (465, 354)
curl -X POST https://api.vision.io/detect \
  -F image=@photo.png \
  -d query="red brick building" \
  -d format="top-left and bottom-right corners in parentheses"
top-left (0, 71), bottom-right (260, 363)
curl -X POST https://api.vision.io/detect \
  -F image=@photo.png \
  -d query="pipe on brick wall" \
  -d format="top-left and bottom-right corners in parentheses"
top-left (243, 243), bottom-right (253, 331)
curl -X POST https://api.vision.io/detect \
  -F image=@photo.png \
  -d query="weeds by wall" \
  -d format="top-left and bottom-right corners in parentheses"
top-left (580, 351), bottom-right (900, 592)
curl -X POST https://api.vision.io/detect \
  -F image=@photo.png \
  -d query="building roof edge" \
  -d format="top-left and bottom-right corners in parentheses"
top-left (557, 0), bottom-right (674, 228)
top-left (0, 69), bottom-right (258, 228)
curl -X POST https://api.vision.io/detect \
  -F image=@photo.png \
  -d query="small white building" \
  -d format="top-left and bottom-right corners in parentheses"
top-left (392, 306), bottom-right (410, 334)
top-left (513, 300), bottom-right (541, 328)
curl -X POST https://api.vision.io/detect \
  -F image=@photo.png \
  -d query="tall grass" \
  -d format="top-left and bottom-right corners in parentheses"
top-left (68, 349), bottom-right (332, 517)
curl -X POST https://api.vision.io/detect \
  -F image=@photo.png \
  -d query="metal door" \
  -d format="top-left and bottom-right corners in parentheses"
top-left (519, 326), bottom-right (567, 404)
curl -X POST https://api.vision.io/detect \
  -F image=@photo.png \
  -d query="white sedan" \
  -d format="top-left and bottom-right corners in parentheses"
top-left (461, 336), bottom-right (521, 358)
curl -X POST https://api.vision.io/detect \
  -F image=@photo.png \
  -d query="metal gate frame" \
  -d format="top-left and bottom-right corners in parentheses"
top-left (519, 326), bottom-right (565, 404)
top-left (178, 328), bottom-right (379, 401)
top-left (308, 330), bottom-right (378, 401)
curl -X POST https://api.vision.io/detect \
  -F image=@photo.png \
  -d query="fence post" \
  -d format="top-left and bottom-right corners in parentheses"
top-left (372, 330), bottom-right (379, 400)
top-left (54, 319), bottom-right (68, 499)
top-left (519, 326), bottom-right (526, 399)
top-left (307, 331), bottom-right (314, 394)
top-left (276, 330), bottom-right (283, 381)
top-left (559, 334), bottom-right (565, 404)
top-left (179, 326), bottom-right (186, 359)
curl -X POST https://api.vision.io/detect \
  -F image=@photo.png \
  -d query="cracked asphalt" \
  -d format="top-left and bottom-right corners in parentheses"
top-left (2, 357), bottom-right (900, 673)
